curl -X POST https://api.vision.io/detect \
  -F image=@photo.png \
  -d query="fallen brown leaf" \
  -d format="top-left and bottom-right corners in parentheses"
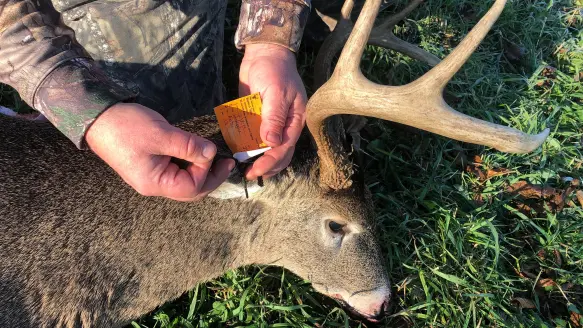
top-left (536, 66), bottom-right (558, 88)
top-left (538, 278), bottom-right (556, 288)
top-left (486, 168), bottom-right (512, 179)
top-left (577, 190), bottom-right (583, 208)
top-left (507, 181), bottom-right (557, 199)
top-left (507, 181), bottom-right (580, 213)
top-left (511, 297), bottom-right (536, 309)
top-left (571, 311), bottom-right (582, 327)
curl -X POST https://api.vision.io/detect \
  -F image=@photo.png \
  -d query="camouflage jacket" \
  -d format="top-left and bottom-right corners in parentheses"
top-left (0, 0), bottom-right (310, 148)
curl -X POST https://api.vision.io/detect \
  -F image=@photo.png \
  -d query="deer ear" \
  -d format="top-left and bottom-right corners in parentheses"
top-left (342, 115), bottom-right (367, 152)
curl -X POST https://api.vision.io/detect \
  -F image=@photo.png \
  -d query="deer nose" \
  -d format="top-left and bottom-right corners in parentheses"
top-left (347, 286), bottom-right (391, 319)
top-left (365, 297), bottom-right (390, 319)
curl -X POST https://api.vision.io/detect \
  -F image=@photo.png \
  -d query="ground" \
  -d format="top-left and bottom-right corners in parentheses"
top-left (2, 0), bottom-right (582, 327)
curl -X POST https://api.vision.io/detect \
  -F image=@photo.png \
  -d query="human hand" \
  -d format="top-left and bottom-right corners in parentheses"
top-left (239, 43), bottom-right (307, 180)
top-left (85, 103), bottom-right (235, 201)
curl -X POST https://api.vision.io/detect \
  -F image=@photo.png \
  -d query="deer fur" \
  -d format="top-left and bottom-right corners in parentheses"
top-left (0, 114), bottom-right (389, 327)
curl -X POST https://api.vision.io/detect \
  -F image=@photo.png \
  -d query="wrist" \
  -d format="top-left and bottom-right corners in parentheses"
top-left (242, 44), bottom-right (296, 63)
top-left (85, 101), bottom-right (126, 150)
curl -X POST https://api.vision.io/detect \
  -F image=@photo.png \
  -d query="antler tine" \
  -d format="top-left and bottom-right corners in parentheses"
top-left (333, 0), bottom-right (382, 78)
top-left (369, 32), bottom-right (441, 66)
top-left (369, 0), bottom-right (440, 66)
top-left (313, 1), bottom-right (355, 89)
top-left (307, 0), bottom-right (549, 190)
top-left (417, 0), bottom-right (503, 89)
top-left (376, 0), bottom-right (424, 30)
top-left (340, 0), bottom-right (355, 19)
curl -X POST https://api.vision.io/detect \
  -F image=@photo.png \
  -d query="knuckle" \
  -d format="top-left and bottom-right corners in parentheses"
top-left (170, 131), bottom-right (201, 159)
top-left (288, 111), bottom-right (306, 127)
top-left (185, 134), bottom-right (201, 158)
top-left (266, 113), bottom-right (287, 128)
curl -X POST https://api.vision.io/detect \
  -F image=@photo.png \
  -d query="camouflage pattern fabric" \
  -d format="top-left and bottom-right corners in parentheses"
top-left (0, 0), bottom-right (310, 149)
top-left (0, 0), bottom-right (135, 148)
top-left (235, 0), bottom-right (311, 52)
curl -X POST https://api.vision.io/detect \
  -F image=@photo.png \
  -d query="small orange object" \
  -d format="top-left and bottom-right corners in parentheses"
top-left (214, 93), bottom-right (267, 154)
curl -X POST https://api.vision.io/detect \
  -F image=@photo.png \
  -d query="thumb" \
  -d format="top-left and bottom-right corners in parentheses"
top-left (152, 127), bottom-right (218, 199)
top-left (156, 126), bottom-right (217, 164)
top-left (260, 90), bottom-right (289, 147)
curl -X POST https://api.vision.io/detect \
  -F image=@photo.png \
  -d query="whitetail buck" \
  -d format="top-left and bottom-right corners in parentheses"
top-left (0, 0), bottom-right (549, 326)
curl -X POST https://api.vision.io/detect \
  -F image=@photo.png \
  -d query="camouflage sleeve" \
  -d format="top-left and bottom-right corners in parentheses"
top-left (235, 0), bottom-right (311, 53)
top-left (0, 0), bottom-right (134, 149)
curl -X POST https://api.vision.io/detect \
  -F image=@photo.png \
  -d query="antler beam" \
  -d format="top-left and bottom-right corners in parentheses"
top-left (307, 0), bottom-right (550, 191)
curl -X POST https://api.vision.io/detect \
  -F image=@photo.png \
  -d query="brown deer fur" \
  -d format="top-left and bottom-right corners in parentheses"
top-left (0, 114), bottom-right (389, 327)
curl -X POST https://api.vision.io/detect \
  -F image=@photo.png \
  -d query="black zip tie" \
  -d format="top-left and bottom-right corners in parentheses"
top-left (235, 155), bottom-right (266, 199)
top-left (242, 175), bottom-right (249, 199)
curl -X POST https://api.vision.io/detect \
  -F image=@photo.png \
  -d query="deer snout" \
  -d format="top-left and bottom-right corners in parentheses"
top-left (346, 286), bottom-right (391, 320)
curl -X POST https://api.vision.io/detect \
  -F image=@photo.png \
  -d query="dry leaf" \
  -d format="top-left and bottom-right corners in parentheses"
top-left (538, 278), bottom-right (556, 288)
top-left (486, 168), bottom-right (512, 179)
top-left (571, 311), bottom-right (582, 327)
top-left (507, 181), bottom-right (579, 213)
top-left (536, 66), bottom-right (558, 88)
top-left (507, 181), bottom-right (556, 199)
top-left (577, 190), bottom-right (583, 208)
top-left (511, 297), bottom-right (536, 309)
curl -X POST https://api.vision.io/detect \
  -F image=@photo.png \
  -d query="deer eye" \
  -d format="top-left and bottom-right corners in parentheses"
top-left (328, 220), bottom-right (345, 234)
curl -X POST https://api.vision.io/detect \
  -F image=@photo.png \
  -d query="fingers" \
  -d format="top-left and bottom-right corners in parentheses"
top-left (282, 95), bottom-right (307, 145)
top-left (196, 158), bottom-right (236, 199)
top-left (153, 126), bottom-right (234, 201)
top-left (159, 159), bottom-right (235, 202)
top-left (245, 144), bottom-right (295, 180)
top-left (247, 92), bottom-right (305, 180)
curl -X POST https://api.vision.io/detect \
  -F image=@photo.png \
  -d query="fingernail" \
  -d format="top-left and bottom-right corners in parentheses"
top-left (202, 142), bottom-right (216, 160)
top-left (266, 131), bottom-right (282, 145)
top-left (228, 160), bottom-right (236, 172)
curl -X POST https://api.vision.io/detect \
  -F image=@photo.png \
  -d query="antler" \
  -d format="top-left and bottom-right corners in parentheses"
top-left (307, 0), bottom-right (550, 191)
top-left (368, 0), bottom-right (440, 67)
top-left (314, 0), bottom-right (440, 89)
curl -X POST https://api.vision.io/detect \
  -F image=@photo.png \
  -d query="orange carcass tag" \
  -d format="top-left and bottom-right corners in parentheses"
top-left (214, 93), bottom-right (268, 156)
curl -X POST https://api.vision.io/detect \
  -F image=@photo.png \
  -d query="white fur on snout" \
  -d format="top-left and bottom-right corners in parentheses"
top-left (346, 286), bottom-right (391, 318)
top-left (0, 106), bottom-right (17, 117)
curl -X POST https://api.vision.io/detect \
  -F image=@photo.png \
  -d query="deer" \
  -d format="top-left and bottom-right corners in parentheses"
top-left (0, 0), bottom-right (549, 327)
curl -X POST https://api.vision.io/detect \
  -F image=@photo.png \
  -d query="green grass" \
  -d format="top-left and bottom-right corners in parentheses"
top-left (3, 0), bottom-right (582, 327)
